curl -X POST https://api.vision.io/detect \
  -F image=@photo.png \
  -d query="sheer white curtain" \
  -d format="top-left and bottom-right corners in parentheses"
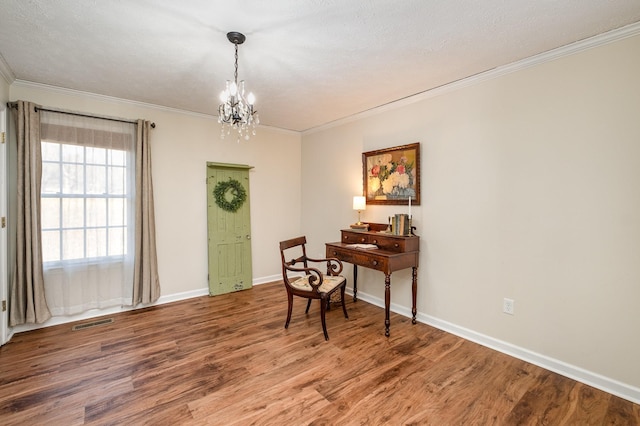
top-left (39, 111), bottom-right (136, 316)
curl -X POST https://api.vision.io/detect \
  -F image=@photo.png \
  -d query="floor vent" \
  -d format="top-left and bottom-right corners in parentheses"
top-left (72, 318), bottom-right (114, 331)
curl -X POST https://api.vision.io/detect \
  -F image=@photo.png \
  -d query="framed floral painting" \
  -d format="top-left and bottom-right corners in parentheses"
top-left (362, 143), bottom-right (420, 205)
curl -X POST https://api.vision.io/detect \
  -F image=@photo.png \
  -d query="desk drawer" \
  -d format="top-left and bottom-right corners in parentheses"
top-left (327, 247), bottom-right (355, 263)
top-left (368, 237), bottom-right (404, 252)
top-left (341, 231), bottom-right (370, 244)
top-left (342, 230), bottom-right (415, 252)
top-left (328, 246), bottom-right (388, 272)
top-left (352, 252), bottom-right (387, 272)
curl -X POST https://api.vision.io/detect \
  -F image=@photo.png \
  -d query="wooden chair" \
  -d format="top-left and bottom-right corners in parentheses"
top-left (279, 236), bottom-right (349, 340)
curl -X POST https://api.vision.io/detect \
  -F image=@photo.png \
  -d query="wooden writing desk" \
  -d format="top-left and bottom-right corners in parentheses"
top-left (325, 223), bottom-right (419, 336)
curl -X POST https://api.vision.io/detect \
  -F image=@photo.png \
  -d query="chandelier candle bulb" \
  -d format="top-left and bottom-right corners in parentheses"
top-left (409, 196), bottom-right (411, 217)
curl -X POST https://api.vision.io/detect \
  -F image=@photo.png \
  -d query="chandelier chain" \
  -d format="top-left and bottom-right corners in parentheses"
top-left (234, 43), bottom-right (239, 85)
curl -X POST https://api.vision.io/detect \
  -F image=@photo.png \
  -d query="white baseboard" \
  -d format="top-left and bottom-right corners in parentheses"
top-left (9, 276), bottom-right (279, 334)
top-left (253, 274), bottom-right (282, 286)
top-left (11, 304), bottom-right (139, 334)
top-left (350, 289), bottom-right (640, 405)
top-left (13, 277), bottom-right (637, 405)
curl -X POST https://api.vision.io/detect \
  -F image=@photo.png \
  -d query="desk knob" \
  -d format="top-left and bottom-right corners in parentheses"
top-left (394, 243), bottom-right (399, 248)
top-left (372, 239), bottom-right (378, 244)
top-left (360, 237), bottom-right (366, 243)
top-left (372, 260), bottom-right (378, 266)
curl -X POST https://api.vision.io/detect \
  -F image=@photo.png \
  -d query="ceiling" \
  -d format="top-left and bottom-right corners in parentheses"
top-left (1, 1), bottom-right (640, 132)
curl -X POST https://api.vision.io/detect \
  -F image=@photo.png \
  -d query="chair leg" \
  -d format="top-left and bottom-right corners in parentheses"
top-left (285, 292), bottom-right (293, 329)
top-left (320, 297), bottom-right (329, 340)
top-left (305, 298), bottom-right (312, 314)
top-left (340, 285), bottom-right (349, 319)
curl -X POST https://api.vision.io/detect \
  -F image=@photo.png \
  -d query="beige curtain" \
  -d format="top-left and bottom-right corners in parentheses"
top-left (9, 101), bottom-right (51, 326)
top-left (132, 120), bottom-right (160, 304)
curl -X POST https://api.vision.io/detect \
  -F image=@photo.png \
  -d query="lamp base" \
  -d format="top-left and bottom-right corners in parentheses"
top-left (350, 223), bottom-right (369, 230)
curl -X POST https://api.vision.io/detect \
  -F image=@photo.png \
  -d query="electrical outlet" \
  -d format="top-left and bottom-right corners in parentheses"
top-left (503, 298), bottom-right (514, 315)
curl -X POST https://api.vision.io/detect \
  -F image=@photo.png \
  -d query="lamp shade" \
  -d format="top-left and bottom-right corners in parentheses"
top-left (353, 196), bottom-right (366, 211)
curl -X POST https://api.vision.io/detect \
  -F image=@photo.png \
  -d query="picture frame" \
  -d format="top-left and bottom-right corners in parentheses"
top-left (362, 142), bottom-right (420, 205)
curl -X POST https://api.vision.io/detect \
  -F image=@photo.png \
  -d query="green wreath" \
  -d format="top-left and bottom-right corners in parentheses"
top-left (213, 178), bottom-right (247, 212)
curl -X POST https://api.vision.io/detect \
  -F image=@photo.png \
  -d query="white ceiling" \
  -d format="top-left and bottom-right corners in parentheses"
top-left (1, 1), bottom-right (640, 132)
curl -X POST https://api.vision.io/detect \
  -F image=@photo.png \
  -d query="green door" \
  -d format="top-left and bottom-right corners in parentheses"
top-left (206, 162), bottom-right (253, 296)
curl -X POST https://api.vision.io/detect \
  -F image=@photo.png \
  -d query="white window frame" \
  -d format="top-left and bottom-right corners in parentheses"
top-left (40, 140), bottom-right (131, 268)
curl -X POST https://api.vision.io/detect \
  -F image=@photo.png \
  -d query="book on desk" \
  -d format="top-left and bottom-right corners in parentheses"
top-left (346, 243), bottom-right (378, 250)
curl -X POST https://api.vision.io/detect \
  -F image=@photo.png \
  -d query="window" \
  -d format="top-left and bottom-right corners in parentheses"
top-left (41, 141), bottom-right (129, 264)
top-left (38, 111), bottom-right (139, 316)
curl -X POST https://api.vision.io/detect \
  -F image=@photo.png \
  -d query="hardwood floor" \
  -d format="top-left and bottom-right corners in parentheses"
top-left (1, 282), bottom-right (638, 425)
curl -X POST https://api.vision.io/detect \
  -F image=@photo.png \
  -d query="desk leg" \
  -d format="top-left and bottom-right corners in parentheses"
top-left (412, 267), bottom-right (418, 324)
top-left (384, 273), bottom-right (391, 337)
top-left (352, 265), bottom-right (358, 302)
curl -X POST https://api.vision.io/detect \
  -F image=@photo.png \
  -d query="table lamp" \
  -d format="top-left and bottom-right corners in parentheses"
top-left (350, 196), bottom-right (368, 229)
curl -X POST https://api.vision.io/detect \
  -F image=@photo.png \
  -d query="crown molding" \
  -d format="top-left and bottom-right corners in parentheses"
top-left (7, 20), bottom-right (640, 136)
top-left (10, 79), bottom-right (298, 136)
top-left (11, 79), bottom-right (215, 118)
top-left (0, 52), bottom-right (16, 85)
top-left (304, 20), bottom-right (640, 135)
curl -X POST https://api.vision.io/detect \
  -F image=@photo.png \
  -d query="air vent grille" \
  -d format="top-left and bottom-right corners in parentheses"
top-left (71, 318), bottom-right (114, 331)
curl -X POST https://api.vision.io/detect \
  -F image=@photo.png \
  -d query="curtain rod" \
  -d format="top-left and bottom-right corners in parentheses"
top-left (6, 102), bottom-right (156, 128)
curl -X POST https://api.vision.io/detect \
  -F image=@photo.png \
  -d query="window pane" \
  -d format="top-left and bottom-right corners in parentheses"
top-left (41, 198), bottom-right (60, 229)
top-left (42, 230), bottom-right (60, 262)
top-left (86, 198), bottom-right (106, 227)
top-left (108, 227), bottom-right (126, 256)
top-left (108, 166), bottom-right (125, 194)
top-left (41, 142), bottom-right (60, 161)
top-left (62, 229), bottom-right (84, 260)
top-left (108, 198), bottom-right (125, 226)
top-left (86, 228), bottom-right (107, 258)
top-left (62, 164), bottom-right (84, 194)
top-left (61, 144), bottom-right (84, 163)
top-left (62, 198), bottom-right (84, 228)
top-left (40, 138), bottom-right (131, 264)
top-left (86, 165), bottom-right (106, 194)
top-left (109, 149), bottom-right (125, 166)
top-left (42, 163), bottom-right (61, 194)
top-left (86, 147), bottom-right (106, 164)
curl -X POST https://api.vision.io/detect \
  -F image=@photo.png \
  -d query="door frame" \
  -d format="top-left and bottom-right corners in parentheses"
top-left (206, 162), bottom-right (254, 296)
top-left (1, 104), bottom-right (8, 344)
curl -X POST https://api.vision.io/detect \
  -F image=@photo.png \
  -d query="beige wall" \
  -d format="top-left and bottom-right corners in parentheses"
top-left (302, 34), bottom-right (640, 392)
top-left (9, 84), bottom-right (303, 298)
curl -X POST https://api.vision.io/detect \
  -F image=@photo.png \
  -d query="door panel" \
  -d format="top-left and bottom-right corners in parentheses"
top-left (206, 163), bottom-right (253, 296)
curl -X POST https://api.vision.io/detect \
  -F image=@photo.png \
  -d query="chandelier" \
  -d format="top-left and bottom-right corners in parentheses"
top-left (218, 31), bottom-right (259, 141)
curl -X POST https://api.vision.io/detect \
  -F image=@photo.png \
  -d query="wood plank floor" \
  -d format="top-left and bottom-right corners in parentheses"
top-left (1, 282), bottom-right (638, 425)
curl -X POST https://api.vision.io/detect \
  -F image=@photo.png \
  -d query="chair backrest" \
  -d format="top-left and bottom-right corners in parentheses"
top-left (279, 236), bottom-right (309, 271)
top-left (279, 236), bottom-right (314, 288)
